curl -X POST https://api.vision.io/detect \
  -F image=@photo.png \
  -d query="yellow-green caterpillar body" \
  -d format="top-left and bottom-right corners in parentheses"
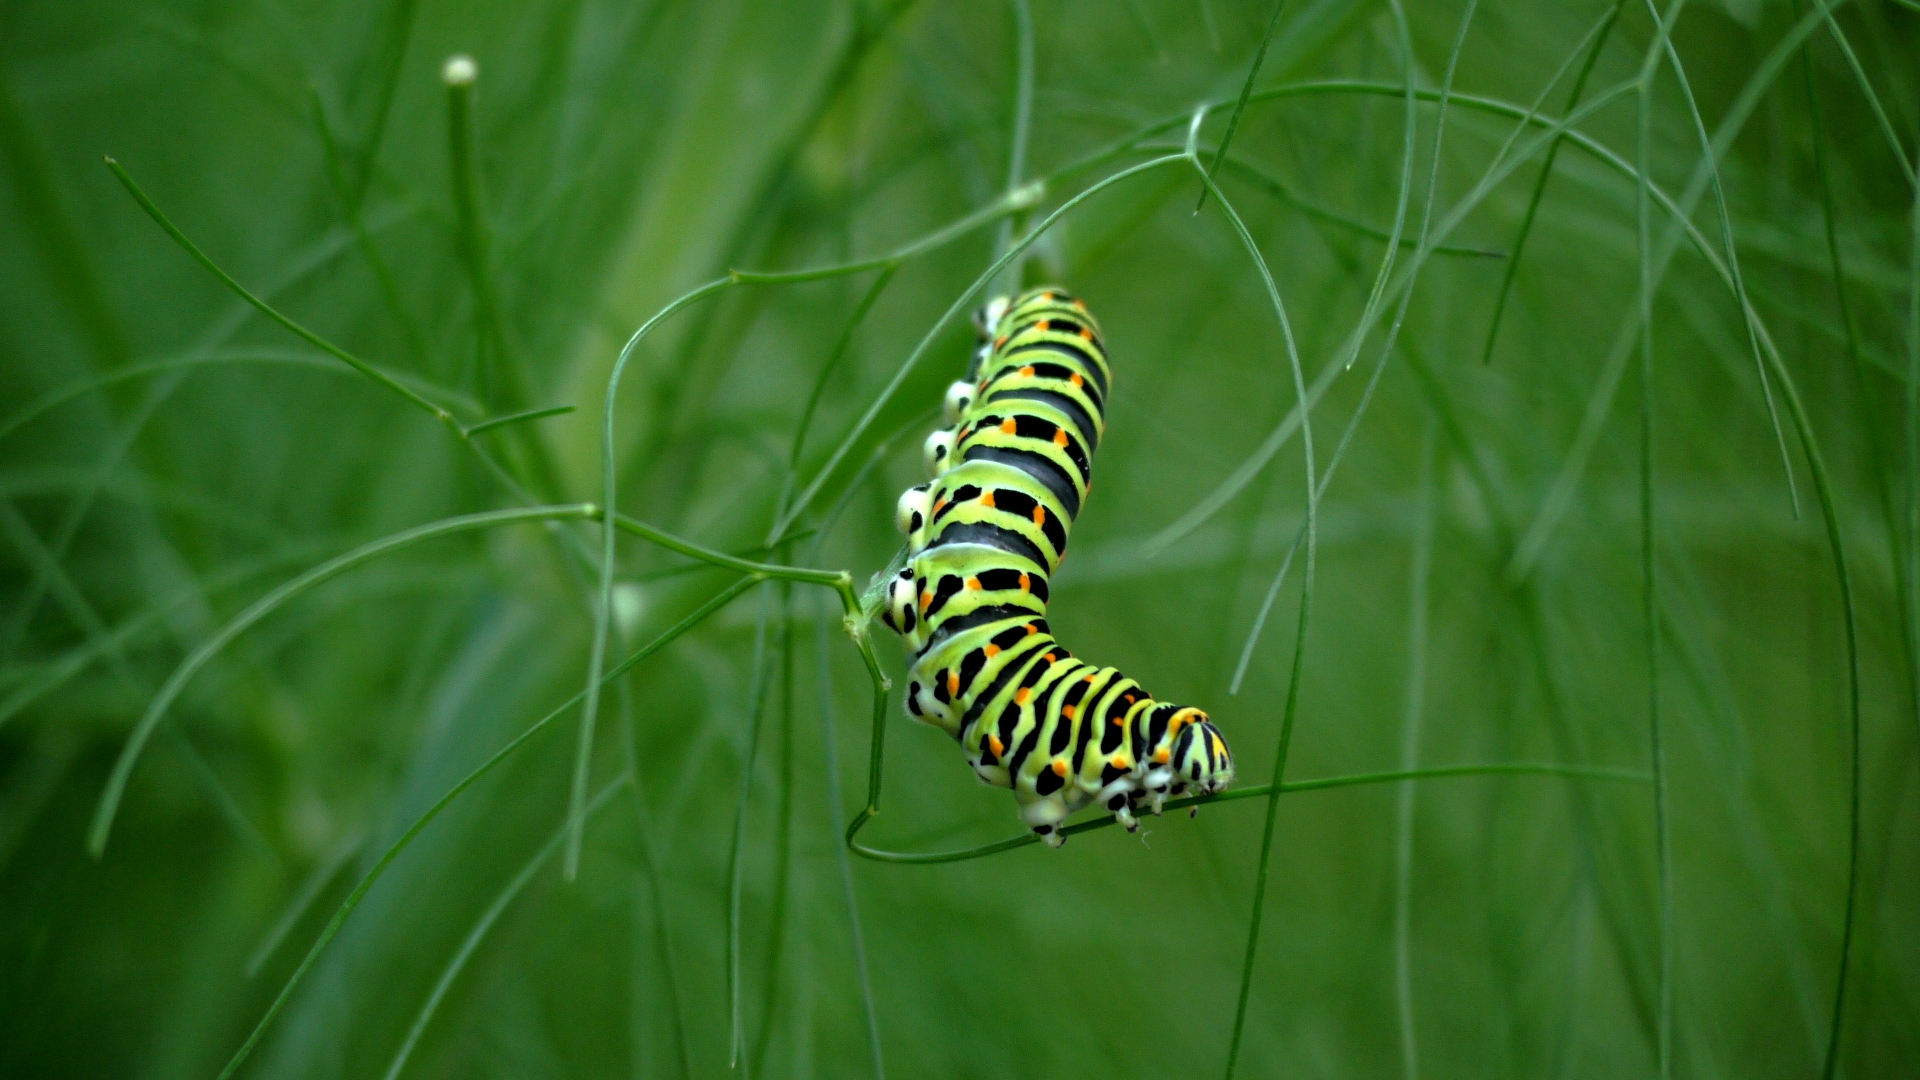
top-left (879, 287), bottom-right (1234, 846)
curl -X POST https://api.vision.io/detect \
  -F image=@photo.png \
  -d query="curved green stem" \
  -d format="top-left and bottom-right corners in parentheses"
top-left (104, 158), bottom-right (460, 430)
top-left (90, 503), bottom-right (846, 859)
top-left (209, 577), bottom-right (755, 1080)
top-left (1481, 0), bottom-right (1626, 366)
top-left (846, 763), bottom-right (1649, 864)
top-left (775, 153), bottom-right (1188, 538)
top-left (89, 503), bottom-right (595, 857)
top-left (1194, 0), bottom-right (1288, 213)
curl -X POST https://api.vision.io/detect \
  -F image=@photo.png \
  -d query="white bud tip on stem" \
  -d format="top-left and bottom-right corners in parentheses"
top-left (442, 55), bottom-right (478, 87)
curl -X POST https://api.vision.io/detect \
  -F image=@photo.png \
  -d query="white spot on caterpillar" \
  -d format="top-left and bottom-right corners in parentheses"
top-left (942, 381), bottom-right (976, 424)
top-left (894, 484), bottom-right (930, 537)
top-left (922, 429), bottom-right (954, 478)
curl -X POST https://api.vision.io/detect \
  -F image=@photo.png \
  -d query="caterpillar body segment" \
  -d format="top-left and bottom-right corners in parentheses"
top-left (880, 287), bottom-right (1233, 846)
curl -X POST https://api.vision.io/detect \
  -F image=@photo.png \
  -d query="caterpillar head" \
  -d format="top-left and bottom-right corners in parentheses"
top-left (1170, 716), bottom-right (1234, 799)
top-left (878, 567), bottom-right (918, 636)
top-left (942, 380), bottom-right (977, 424)
top-left (922, 428), bottom-right (955, 478)
top-left (1141, 707), bottom-right (1231, 813)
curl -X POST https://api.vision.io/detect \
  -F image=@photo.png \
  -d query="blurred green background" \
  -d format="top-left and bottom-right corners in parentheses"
top-left (2, 0), bottom-right (1916, 1076)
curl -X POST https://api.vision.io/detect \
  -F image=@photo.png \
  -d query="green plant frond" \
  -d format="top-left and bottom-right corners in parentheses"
top-left (3, 3), bottom-right (1913, 1078)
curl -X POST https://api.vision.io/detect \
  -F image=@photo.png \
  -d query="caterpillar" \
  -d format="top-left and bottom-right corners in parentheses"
top-left (878, 287), bottom-right (1234, 847)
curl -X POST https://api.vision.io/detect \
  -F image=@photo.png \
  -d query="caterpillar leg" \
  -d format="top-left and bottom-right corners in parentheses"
top-left (1017, 789), bottom-right (1070, 848)
top-left (1095, 774), bottom-right (1142, 831)
top-left (879, 567), bottom-right (918, 636)
top-left (1139, 768), bottom-right (1176, 816)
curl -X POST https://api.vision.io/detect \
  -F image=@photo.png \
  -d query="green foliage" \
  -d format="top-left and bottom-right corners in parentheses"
top-left (1, 1), bottom-right (1915, 1077)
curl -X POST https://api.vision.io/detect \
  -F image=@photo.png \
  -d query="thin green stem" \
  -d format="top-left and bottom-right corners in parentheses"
top-left (245, 831), bottom-right (364, 979)
top-left (1795, 0), bottom-right (1917, 745)
top-left (103, 158), bottom-right (459, 429)
top-left (577, 276), bottom-right (734, 878)
top-left (1808, 0), bottom-right (1916, 185)
top-left (0, 350), bottom-right (476, 445)
top-left (611, 665), bottom-right (692, 1080)
top-left (813, 592), bottom-right (885, 1080)
top-left (91, 501), bottom-right (840, 859)
top-left (992, 0), bottom-right (1034, 295)
top-left (445, 56), bottom-right (526, 412)
top-left (1195, 0), bottom-right (1287, 213)
top-left (88, 503), bottom-right (598, 857)
top-left (1635, 8), bottom-right (1678, 1078)
top-left (1190, 155), bottom-right (1318, 1079)
top-left (1209, 154), bottom-right (1503, 257)
top-left (847, 763), bottom-right (1650, 864)
top-left (1646, 0), bottom-right (1797, 514)
top-left (381, 777), bottom-right (631, 1080)
top-left (610, 512), bottom-right (847, 588)
top-left (463, 404), bottom-right (576, 436)
top-left (776, 153), bottom-right (1188, 537)
top-left (750, 581), bottom-right (800, 1074)
top-left (1508, 0), bottom-right (1848, 580)
top-left (1770, 296), bottom-right (1865, 1080)
top-left (1227, 0), bottom-right (1487, 692)
top-left (728, 585), bottom-right (777, 1071)
top-left (1910, 138), bottom-right (1920, 756)
top-left (788, 268), bottom-right (896, 479)
top-left (1395, 419), bottom-right (1438, 1080)
top-left (309, 83), bottom-right (431, 365)
top-left (727, 183), bottom-right (1042, 285)
top-left (208, 577), bottom-right (754, 1080)
top-left (1481, 0), bottom-right (1625, 365)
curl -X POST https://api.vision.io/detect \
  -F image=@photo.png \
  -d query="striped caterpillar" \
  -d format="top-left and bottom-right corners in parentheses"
top-left (878, 287), bottom-right (1234, 847)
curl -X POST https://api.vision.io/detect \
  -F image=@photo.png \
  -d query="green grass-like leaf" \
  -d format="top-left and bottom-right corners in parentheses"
top-left (2, 3), bottom-right (1913, 1078)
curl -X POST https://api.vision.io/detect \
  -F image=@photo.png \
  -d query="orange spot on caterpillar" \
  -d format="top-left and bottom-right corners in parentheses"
top-left (990, 735), bottom-right (1005, 755)
top-left (1043, 653), bottom-right (1057, 664)
top-left (1072, 298), bottom-right (1087, 312)
top-left (1111, 754), bottom-right (1128, 767)
top-left (1024, 623), bottom-right (1037, 635)
top-left (1015, 688), bottom-right (1031, 704)
top-left (984, 644), bottom-right (1001, 658)
top-left (1070, 373), bottom-right (1083, 387)
top-left (1036, 319), bottom-right (1050, 332)
top-left (1032, 505), bottom-right (1047, 526)
top-left (994, 335), bottom-right (1007, 349)
top-left (1040, 292), bottom-right (1054, 302)
top-left (1078, 327), bottom-right (1094, 341)
top-left (1062, 705), bottom-right (1076, 720)
top-left (918, 590), bottom-right (931, 612)
top-left (1052, 428), bottom-right (1068, 447)
top-left (965, 577), bottom-right (981, 590)
top-left (980, 490), bottom-right (995, 508)
top-left (1083, 673), bottom-right (1096, 683)
top-left (1051, 759), bottom-right (1068, 777)
top-left (948, 672), bottom-right (960, 695)
top-left (1018, 573), bottom-right (1030, 591)
top-left (1020, 365), bottom-right (1035, 377)
top-left (1001, 417), bottom-right (1018, 435)
top-left (1111, 714), bottom-right (1127, 727)
top-left (1154, 748), bottom-right (1171, 764)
